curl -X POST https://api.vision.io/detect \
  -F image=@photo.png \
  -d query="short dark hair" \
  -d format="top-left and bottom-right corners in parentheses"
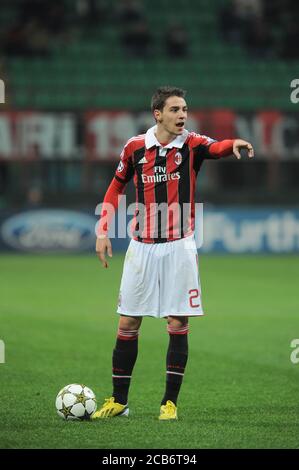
top-left (151, 86), bottom-right (186, 112)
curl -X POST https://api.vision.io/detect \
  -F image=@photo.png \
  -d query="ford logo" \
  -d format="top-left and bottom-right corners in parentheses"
top-left (1, 210), bottom-right (96, 252)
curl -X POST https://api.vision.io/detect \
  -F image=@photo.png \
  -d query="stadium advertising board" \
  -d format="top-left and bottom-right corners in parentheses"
top-left (0, 208), bottom-right (298, 253)
top-left (201, 208), bottom-right (299, 253)
top-left (0, 110), bottom-right (298, 160)
top-left (0, 209), bottom-right (96, 253)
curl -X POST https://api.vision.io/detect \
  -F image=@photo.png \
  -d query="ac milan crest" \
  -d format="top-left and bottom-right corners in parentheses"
top-left (174, 152), bottom-right (182, 165)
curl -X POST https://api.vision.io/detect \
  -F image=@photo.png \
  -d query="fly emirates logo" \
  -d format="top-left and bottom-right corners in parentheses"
top-left (141, 166), bottom-right (180, 184)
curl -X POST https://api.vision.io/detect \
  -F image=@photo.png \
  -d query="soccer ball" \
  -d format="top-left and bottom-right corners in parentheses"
top-left (55, 384), bottom-right (97, 420)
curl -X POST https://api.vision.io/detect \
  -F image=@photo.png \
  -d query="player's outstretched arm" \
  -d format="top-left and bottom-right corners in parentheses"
top-left (233, 139), bottom-right (254, 160)
top-left (96, 235), bottom-right (113, 269)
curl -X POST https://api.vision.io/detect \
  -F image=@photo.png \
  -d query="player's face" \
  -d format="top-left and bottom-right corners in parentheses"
top-left (155, 96), bottom-right (188, 137)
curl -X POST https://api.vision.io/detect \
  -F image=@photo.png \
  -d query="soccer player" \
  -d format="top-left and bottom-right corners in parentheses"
top-left (92, 86), bottom-right (254, 420)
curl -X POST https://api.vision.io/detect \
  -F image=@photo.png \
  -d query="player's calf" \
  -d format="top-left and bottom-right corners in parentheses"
top-left (159, 319), bottom-right (189, 418)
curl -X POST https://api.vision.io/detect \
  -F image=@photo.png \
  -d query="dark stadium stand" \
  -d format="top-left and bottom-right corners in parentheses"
top-left (0, 0), bottom-right (298, 208)
top-left (1, 0), bottom-right (298, 110)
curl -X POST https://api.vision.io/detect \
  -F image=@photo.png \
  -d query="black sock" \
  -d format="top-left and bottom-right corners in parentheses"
top-left (161, 333), bottom-right (188, 406)
top-left (112, 336), bottom-right (138, 405)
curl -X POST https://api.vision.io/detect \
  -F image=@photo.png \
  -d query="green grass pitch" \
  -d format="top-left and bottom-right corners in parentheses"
top-left (0, 253), bottom-right (298, 449)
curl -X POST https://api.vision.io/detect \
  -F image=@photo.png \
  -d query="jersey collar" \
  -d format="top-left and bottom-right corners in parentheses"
top-left (145, 125), bottom-right (189, 149)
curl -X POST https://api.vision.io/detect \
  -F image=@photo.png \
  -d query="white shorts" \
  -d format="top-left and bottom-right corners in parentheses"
top-left (117, 235), bottom-right (204, 318)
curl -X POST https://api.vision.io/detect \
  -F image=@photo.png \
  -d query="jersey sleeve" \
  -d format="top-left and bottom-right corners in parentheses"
top-left (97, 141), bottom-right (134, 237)
top-left (114, 141), bottom-right (134, 184)
top-left (97, 177), bottom-right (126, 237)
top-left (190, 133), bottom-right (234, 159)
top-left (208, 139), bottom-right (234, 158)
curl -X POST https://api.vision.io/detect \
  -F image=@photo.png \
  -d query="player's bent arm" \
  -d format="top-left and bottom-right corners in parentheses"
top-left (208, 139), bottom-right (234, 157)
top-left (209, 139), bottom-right (254, 159)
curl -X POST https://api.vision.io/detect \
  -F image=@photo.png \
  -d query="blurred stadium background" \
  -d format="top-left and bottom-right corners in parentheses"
top-left (0, 0), bottom-right (298, 450)
top-left (0, 0), bottom-right (299, 247)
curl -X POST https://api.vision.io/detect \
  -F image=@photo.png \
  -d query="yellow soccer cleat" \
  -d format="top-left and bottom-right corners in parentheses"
top-left (159, 400), bottom-right (178, 420)
top-left (91, 397), bottom-right (129, 419)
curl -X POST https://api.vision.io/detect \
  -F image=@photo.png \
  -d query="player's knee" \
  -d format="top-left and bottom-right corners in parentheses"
top-left (167, 316), bottom-right (188, 332)
top-left (119, 315), bottom-right (142, 332)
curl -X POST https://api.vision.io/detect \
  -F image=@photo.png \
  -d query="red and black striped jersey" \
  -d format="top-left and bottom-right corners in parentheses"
top-left (104, 126), bottom-right (234, 243)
